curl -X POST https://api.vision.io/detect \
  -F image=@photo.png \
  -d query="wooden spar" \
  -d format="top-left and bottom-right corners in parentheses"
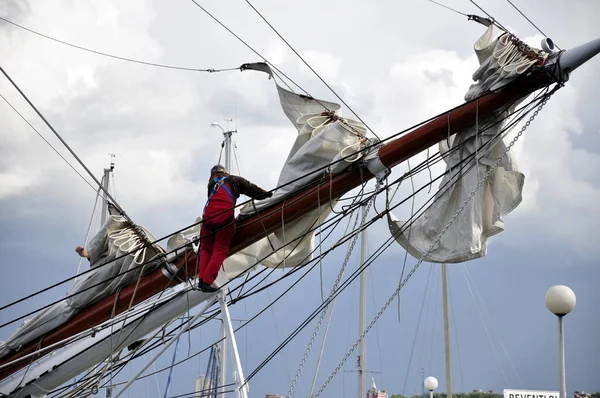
top-left (0, 70), bottom-right (553, 381)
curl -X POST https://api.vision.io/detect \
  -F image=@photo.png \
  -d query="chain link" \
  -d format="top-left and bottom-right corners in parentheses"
top-left (286, 185), bottom-right (378, 398)
top-left (313, 94), bottom-right (553, 397)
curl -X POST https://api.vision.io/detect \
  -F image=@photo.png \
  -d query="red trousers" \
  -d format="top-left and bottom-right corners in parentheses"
top-left (198, 219), bottom-right (235, 285)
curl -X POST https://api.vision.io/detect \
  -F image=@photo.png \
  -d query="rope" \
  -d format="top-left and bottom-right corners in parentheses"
top-left (461, 265), bottom-right (510, 386)
top-left (243, 0), bottom-right (381, 141)
top-left (448, 276), bottom-right (466, 391)
top-left (0, 92), bottom-right (97, 193)
top-left (467, 0), bottom-right (511, 33)
top-left (0, 66), bottom-right (130, 222)
top-left (72, 184), bottom-right (102, 285)
top-left (463, 265), bottom-right (524, 388)
top-left (0, 16), bottom-right (241, 72)
top-left (427, 0), bottom-right (469, 16)
top-left (504, 0), bottom-right (561, 50)
top-left (400, 265), bottom-right (435, 395)
top-left (313, 92), bottom-right (555, 397)
top-left (188, 0), bottom-right (307, 96)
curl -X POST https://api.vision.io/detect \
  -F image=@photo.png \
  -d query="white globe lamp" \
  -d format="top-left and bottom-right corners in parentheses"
top-left (545, 285), bottom-right (576, 398)
top-left (545, 285), bottom-right (576, 316)
top-left (424, 376), bottom-right (438, 398)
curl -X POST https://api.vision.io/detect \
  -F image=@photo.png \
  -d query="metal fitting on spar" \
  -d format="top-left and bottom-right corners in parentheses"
top-left (541, 37), bottom-right (556, 54)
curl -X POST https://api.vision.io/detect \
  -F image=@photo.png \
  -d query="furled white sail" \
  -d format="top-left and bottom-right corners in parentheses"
top-left (0, 217), bottom-right (164, 360)
top-left (388, 26), bottom-right (542, 263)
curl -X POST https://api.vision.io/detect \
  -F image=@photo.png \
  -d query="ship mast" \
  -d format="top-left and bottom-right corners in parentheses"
top-left (442, 264), bottom-right (452, 398)
top-left (210, 119), bottom-right (237, 398)
top-left (100, 154), bottom-right (116, 225)
top-left (358, 205), bottom-right (367, 398)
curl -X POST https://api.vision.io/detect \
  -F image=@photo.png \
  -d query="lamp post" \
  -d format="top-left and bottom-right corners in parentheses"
top-left (424, 376), bottom-right (438, 398)
top-left (545, 285), bottom-right (576, 398)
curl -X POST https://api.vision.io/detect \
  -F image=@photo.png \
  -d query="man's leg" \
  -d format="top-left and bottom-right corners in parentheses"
top-left (203, 221), bottom-right (235, 285)
top-left (197, 224), bottom-right (215, 281)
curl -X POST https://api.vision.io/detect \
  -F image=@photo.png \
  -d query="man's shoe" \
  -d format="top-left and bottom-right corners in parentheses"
top-left (199, 281), bottom-right (219, 293)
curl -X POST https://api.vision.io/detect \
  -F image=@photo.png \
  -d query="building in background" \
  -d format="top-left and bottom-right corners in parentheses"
top-left (367, 377), bottom-right (388, 398)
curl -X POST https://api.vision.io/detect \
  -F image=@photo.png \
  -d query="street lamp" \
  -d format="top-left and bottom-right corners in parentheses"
top-left (424, 376), bottom-right (438, 398)
top-left (545, 285), bottom-right (576, 398)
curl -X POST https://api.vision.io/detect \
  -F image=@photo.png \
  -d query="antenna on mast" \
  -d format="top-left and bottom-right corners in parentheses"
top-left (210, 119), bottom-right (237, 172)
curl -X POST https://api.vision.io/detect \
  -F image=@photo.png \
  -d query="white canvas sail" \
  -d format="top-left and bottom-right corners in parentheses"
top-left (388, 26), bottom-right (542, 263)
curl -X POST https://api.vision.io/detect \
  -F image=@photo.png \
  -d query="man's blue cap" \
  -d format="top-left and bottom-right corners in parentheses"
top-left (211, 164), bottom-right (226, 174)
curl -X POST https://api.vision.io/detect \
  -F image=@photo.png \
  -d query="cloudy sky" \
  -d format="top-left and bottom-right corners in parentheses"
top-left (1, 0), bottom-right (599, 397)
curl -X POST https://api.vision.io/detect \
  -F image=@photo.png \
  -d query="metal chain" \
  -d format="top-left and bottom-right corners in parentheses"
top-left (313, 94), bottom-right (554, 397)
top-left (286, 184), bottom-right (378, 397)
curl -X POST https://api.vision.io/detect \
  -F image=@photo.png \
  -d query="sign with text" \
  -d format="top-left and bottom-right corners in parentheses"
top-left (504, 390), bottom-right (560, 398)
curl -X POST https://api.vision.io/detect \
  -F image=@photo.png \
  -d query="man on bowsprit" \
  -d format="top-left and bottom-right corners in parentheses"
top-left (197, 164), bottom-right (272, 293)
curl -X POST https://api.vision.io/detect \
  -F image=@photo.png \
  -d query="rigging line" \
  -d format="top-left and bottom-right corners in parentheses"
top-left (0, 16), bottom-right (240, 73)
top-left (243, 0), bottom-right (382, 141)
top-left (396, 158), bottom-right (417, 322)
top-left (418, 266), bottom-right (437, 380)
top-left (461, 264), bottom-right (510, 387)
top-left (428, 269), bottom-right (441, 374)
top-left (265, 287), bottom-right (294, 388)
top-left (169, 388), bottom-right (236, 398)
top-left (232, 136), bottom-right (243, 175)
top-left (504, 0), bottom-right (560, 50)
top-left (463, 265), bottom-right (523, 388)
top-left (217, 140), bottom-right (225, 165)
top-left (400, 264), bottom-right (435, 396)
top-left (187, 0), bottom-right (305, 95)
top-left (427, 0), bottom-right (469, 17)
top-left (111, 168), bottom-right (120, 203)
top-left (447, 272), bottom-right (466, 392)
top-left (368, 266), bottom-right (385, 386)
top-left (312, 93), bottom-right (555, 396)
top-left (467, 0), bottom-right (510, 33)
top-left (73, 183), bottom-right (101, 285)
top-left (0, 92), bottom-right (97, 192)
top-left (0, 66), bottom-right (130, 221)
